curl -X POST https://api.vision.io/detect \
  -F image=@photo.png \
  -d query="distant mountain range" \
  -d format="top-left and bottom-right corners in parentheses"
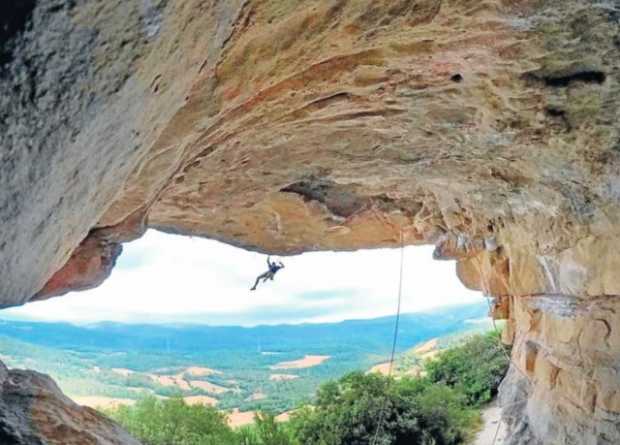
top-left (0, 301), bottom-right (491, 412)
top-left (0, 302), bottom-right (489, 354)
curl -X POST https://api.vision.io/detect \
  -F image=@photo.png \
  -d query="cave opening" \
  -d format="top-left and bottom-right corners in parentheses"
top-left (0, 229), bottom-right (493, 423)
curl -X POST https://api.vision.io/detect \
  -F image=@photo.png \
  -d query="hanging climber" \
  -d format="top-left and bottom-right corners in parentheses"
top-left (250, 256), bottom-right (285, 291)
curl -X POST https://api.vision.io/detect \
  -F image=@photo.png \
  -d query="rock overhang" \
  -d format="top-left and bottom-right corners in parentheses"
top-left (1, 1), bottom-right (620, 442)
top-left (8, 0), bottom-right (617, 304)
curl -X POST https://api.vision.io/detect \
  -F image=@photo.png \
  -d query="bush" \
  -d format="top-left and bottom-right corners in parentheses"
top-left (289, 372), bottom-right (477, 445)
top-left (105, 331), bottom-right (508, 445)
top-left (108, 397), bottom-right (298, 445)
top-left (425, 331), bottom-right (510, 406)
top-left (106, 396), bottom-right (238, 445)
top-left (408, 380), bottom-right (476, 444)
top-left (238, 412), bottom-right (299, 445)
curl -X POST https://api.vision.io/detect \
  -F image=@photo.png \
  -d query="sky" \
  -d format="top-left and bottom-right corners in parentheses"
top-left (3, 230), bottom-right (483, 326)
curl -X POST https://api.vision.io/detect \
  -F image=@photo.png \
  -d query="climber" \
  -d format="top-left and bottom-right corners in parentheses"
top-left (250, 256), bottom-right (285, 291)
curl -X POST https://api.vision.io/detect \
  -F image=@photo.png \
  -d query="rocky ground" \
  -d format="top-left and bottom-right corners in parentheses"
top-left (473, 402), bottom-right (507, 445)
top-left (0, 361), bottom-right (140, 445)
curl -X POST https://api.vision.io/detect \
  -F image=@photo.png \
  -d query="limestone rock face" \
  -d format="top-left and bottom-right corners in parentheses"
top-left (2, 0), bottom-right (620, 443)
top-left (498, 296), bottom-right (620, 445)
top-left (0, 361), bottom-right (140, 445)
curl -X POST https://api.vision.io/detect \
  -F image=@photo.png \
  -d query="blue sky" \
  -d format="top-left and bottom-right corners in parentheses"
top-left (4, 230), bottom-right (482, 326)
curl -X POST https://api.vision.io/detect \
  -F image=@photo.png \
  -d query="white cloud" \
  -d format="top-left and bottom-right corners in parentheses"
top-left (4, 230), bottom-right (482, 325)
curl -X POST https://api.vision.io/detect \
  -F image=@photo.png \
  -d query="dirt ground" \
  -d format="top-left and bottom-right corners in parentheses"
top-left (473, 402), bottom-right (507, 445)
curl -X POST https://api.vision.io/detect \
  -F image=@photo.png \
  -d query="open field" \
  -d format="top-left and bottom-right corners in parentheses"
top-left (270, 374), bottom-right (299, 381)
top-left (0, 303), bottom-right (491, 413)
top-left (184, 395), bottom-right (218, 406)
top-left (73, 396), bottom-right (135, 409)
top-left (271, 355), bottom-right (330, 370)
top-left (227, 409), bottom-right (293, 428)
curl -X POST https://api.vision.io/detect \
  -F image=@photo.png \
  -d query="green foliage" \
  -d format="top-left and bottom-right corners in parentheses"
top-left (105, 331), bottom-right (511, 445)
top-left (287, 332), bottom-right (509, 444)
top-left (0, 304), bottom-right (490, 413)
top-left (106, 397), bottom-right (238, 445)
top-left (289, 372), bottom-right (477, 445)
top-left (409, 380), bottom-right (477, 444)
top-left (108, 377), bottom-right (477, 445)
top-left (107, 397), bottom-right (299, 445)
top-left (238, 413), bottom-right (299, 445)
top-left (425, 331), bottom-right (510, 406)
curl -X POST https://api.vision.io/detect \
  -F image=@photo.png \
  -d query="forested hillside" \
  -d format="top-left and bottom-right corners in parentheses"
top-left (0, 302), bottom-right (490, 412)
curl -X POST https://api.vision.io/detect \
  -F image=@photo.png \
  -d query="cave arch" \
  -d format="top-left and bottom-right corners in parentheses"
top-left (1, 0), bottom-right (620, 443)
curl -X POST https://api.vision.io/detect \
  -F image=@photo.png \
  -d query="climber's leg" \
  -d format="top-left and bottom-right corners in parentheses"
top-left (251, 272), bottom-right (269, 290)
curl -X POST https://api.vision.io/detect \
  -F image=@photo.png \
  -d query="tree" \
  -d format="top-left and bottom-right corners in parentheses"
top-left (106, 396), bottom-right (238, 445)
top-left (425, 331), bottom-right (510, 406)
top-left (290, 372), bottom-right (475, 445)
top-left (238, 412), bottom-right (298, 445)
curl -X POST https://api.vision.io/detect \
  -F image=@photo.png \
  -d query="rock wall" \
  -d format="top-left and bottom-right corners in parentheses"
top-left (0, 361), bottom-right (140, 444)
top-left (498, 295), bottom-right (620, 444)
top-left (1, 0), bottom-right (620, 443)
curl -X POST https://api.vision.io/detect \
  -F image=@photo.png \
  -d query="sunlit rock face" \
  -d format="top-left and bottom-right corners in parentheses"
top-left (497, 296), bottom-right (620, 445)
top-left (1, 0), bottom-right (620, 443)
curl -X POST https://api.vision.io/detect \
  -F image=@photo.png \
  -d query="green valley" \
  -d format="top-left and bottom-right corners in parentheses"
top-left (0, 302), bottom-right (491, 414)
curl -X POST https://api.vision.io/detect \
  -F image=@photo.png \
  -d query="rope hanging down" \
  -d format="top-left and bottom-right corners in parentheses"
top-left (371, 236), bottom-right (523, 445)
top-left (370, 231), bottom-right (405, 445)
top-left (370, 233), bottom-right (532, 445)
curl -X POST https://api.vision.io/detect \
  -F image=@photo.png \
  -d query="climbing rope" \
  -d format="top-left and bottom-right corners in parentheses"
top-left (370, 230), bottom-right (405, 445)
top-left (368, 234), bottom-right (530, 445)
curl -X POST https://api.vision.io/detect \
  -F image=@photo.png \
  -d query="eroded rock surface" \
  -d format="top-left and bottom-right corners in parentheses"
top-left (2, 0), bottom-right (620, 443)
top-left (496, 295), bottom-right (620, 445)
top-left (0, 361), bottom-right (140, 445)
